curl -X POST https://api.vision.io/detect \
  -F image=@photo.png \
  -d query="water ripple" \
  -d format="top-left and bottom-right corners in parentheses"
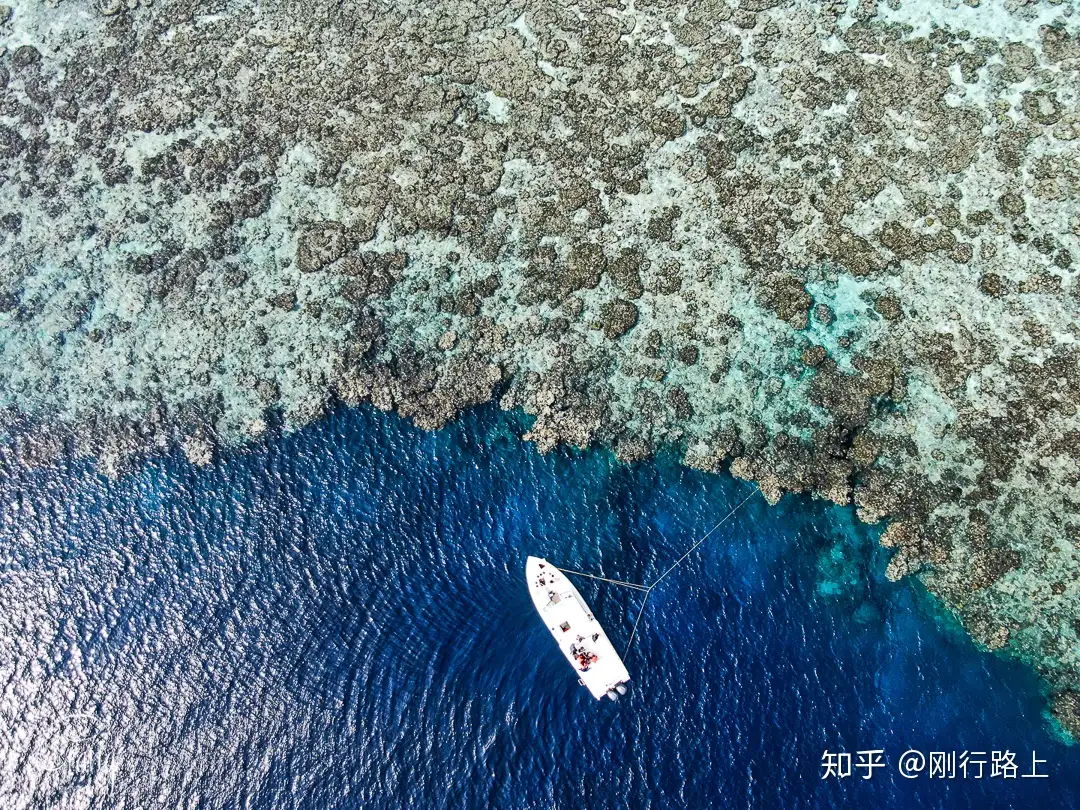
top-left (0, 404), bottom-right (1077, 809)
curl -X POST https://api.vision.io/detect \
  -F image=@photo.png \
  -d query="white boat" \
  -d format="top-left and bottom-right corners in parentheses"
top-left (526, 556), bottom-right (631, 700)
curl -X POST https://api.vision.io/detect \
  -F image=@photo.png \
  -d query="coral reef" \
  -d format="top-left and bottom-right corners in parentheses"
top-left (0, 0), bottom-right (1078, 728)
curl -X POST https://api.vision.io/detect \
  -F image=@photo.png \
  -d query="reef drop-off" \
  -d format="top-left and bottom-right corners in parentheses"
top-left (0, 0), bottom-right (1078, 732)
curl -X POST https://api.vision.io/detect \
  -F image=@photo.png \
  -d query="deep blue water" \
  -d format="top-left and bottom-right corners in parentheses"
top-left (1, 403), bottom-right (1077, 809)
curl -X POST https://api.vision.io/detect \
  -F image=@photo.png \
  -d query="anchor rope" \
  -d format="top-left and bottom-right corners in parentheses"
top-left (558, 484), bottom-right (763, 659)
top-left (552, 569), bottom-right (651, 591)
top-left (623, 591), bottom-right (652, 659)
top-left (647, 487), bottom-right (761, 589)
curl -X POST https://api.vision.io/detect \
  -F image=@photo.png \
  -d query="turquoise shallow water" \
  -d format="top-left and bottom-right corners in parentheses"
top-left (0, 402), bottom-right (1077, 809)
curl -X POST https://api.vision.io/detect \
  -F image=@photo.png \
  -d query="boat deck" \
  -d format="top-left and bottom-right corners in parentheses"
top-left (527, 556), bottom-right (630, 700)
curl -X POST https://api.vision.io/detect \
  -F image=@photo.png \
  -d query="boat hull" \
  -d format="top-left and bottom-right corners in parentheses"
top-left (526, 556), bottom-right (631, 700)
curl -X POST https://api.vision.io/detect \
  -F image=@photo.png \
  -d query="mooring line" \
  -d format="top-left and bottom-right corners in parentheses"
top-left (647, 487), bottom-right (761, 589)
top-left (623, 590), bottom-right (652, 659)
top-left (558, 484), bottom-right (763, 658)
top-left (554, 569), bottom-right (651, 591)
